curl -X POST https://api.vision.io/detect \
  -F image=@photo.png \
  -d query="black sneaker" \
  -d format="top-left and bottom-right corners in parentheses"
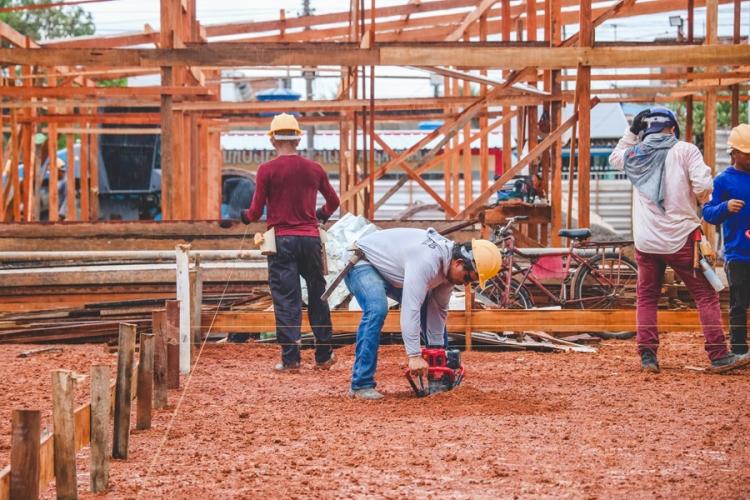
top-left (274, 362), bottom-right (300, 373)
top-left (640, 351), bottom-right (660, 373)
top-left (709, 353), bottom-right (750, 374)
top-left (314, 352), bottom-right (337, 371)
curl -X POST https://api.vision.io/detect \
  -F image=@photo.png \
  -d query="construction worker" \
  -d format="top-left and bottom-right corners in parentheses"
top-left (609, 107), bottom-right (749, 373)
top-left (704, 124), bottom-right (750, 355)
top-left (344, 228), bottom-right (502, 400)
top-left (241, 113), bottom-right (340, 372)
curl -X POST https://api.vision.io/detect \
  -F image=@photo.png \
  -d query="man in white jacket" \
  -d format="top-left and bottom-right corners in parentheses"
top-left (609, 107), bottom-right (749, 373)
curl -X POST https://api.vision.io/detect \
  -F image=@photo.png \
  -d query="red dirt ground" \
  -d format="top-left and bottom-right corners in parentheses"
top-left (2, 333), bottom-right (749, 498)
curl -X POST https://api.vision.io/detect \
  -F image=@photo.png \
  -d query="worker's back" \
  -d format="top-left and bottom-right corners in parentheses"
top-left (250, 154), bottom-right (338, 237)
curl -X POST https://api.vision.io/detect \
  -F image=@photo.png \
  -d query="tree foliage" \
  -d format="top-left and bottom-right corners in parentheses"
top-left (669, 100), bottom-right (748, 135)
top-left (0, 0), bottom-right (95, 41)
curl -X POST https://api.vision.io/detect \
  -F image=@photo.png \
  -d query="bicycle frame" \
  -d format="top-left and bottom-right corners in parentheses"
top-left (491, 219), bottom-right (632, 308)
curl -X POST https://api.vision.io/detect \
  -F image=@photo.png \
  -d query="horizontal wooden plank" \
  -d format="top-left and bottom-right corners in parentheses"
top-left (202, 309), bottom-right (749, 335)
top-left (0, 264), bottom-right (267, 287)
top-left (1, 43), bottom-right (748, 69)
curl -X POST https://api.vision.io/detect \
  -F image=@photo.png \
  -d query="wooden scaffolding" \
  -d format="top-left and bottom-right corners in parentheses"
top-left (0, 0), bottom-right (747, 248)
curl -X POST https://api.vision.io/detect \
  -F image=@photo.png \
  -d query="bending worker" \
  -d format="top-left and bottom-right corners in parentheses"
top-left (242, 113), bottom-right (340, 372)
top-left (344, 228), bottom-right (502, 400)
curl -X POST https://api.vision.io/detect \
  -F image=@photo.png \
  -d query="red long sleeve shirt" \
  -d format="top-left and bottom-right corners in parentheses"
top-left (243, 154), bottom-right (340, 237)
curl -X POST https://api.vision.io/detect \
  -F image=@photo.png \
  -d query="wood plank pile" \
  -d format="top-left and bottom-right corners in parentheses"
top-left (0, 287), bottom-right (272, 344)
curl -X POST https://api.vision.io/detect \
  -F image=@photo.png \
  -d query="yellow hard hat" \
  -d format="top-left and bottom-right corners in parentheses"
top-left (727, 124), bottom-right (750, 154)
top-left (470, 239), bottom-right (502, 289)
top-left (267, 113), bottom-right (302, 139)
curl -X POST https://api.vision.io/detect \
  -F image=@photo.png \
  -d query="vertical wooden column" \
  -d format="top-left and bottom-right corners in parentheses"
top-left (479, 13), bottom-right (489, 195)
top-left (549, 0), bottom-right (563, 245)
top-left (65, 134), bottom-right (76, 220)
top-left (730, 0), bottom-right (741, 128)
top-left (89, 130), bottom-right (99, 221)
top-left (48, 123), bottom-right (59, 221)
top-left (10, 409), bottom-right (41, 500)
top-left (51, 369), bottom-right (77, 500)
top-left (79, 133), bottom-right (90, 221)
top-left (704, 0), bottom-right (719, 172)
top-left (112, 323), bottom-right (136, 460)
top-left (464, 284), bottom-right (472, 351)
top-left (10, 109), bottom-right (21, 220)
top-left (501, 0), bottom-right (512, 186)
top-left (90, 364), bottom-right (111, 493)
top-left (462, 36), bottom-right (472, 210)
top-left (576, 0), bottom-right (592, 229)
top-left (684, 0), bottom-right (695, 142)
top-left (526, 0), bottom-right (540, 241)
top-left (443, 76), bottom-right (453, 208)
top-left (160, 0), bottom-right (177, 220)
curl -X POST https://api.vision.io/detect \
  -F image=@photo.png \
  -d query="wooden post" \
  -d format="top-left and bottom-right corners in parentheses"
top-left (136, 333), bottom-right (155, 430)
top-left (166, 299), bottom-right (180, 389)
top-left (90, 365), bottom-right (110, 493)
top-left (65, 135), bottom-right (76, 220)
top-left (51, 370), bottom-right (77, 500)
top-left (112, 323), bottom-right (136, 459)
top-left (48, 123), bottom-right (59, 222)
top-left (167, 341), bottom-right (180, 390)
top-left (189, 266), bottom-right (203, 348)
top-left (10, 409), bottom-right (41, 500)
top-left (79, 134), bottom-right (90, 222)
top-left (576, 0), bottom-right (592, 229)
top-left (549, 0), bottom-right (563, 246)
top-left (176, 244), bottom-right (191, 373)
top-left (152, 310), bottom-right (168, 409)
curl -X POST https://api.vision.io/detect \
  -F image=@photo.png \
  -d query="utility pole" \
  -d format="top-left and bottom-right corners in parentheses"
top-left (302, 0), bottom-right (315, 158)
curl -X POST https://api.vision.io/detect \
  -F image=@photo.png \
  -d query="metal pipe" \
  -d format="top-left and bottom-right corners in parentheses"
top-left (0, 250), bottom-right (264, 261)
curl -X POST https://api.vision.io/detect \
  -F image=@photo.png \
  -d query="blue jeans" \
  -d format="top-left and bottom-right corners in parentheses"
top-left (344, 263), bottom-right (447, 390)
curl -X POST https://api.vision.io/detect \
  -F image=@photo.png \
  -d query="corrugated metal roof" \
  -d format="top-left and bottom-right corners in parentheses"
top-left (222, 103), bottom-right (628, 151)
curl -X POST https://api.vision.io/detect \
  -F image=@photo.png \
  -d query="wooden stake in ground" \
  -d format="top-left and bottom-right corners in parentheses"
top-left (152, 310), bottom-right (168, 408)
top-left (189, 266), bottom-right (203, 349)
top-left (176, 244), bottom-right (191, 373)
top-left (51, 369), bottom-right (78, 500)
top-left (90, 364), bottom-right (111, 493)
top-left (166, 300), bottom-right (180, 389)
top-left (136, 333), bottom-right (155, 430)
top-left (113, 323), bottom-right (136, 459)
top-left (10, 409), bottom-right (41, 500)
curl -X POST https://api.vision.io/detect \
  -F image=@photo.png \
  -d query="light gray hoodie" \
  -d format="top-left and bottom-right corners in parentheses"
top-left (355, 228), bottom-right (455, 356)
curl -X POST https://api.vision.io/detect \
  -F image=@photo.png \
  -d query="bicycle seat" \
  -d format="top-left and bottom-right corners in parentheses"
top-left (558, 228), bottom-right (592, 240)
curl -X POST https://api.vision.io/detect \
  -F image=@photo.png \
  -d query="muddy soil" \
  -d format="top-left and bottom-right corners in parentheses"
top-left (2, 333), bottom-right (749, 498)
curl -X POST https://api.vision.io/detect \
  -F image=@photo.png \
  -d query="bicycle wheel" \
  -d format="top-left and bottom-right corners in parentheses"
top-left (573, 253), bottom-right (638, 309)
top-left (476, 277), bottom-right (533, 310)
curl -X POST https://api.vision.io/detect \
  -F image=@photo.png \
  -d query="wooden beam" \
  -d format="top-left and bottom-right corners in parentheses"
top-left (445, 0), bottom-right (498, 42)
top-left (1, 43), bottom-right (749, 69)
top-left (203, 308), bottom-right (750, 334)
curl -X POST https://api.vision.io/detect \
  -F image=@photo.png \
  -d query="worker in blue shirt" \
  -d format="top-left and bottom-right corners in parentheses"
top-left (703, 124), bottom-right (750, 354)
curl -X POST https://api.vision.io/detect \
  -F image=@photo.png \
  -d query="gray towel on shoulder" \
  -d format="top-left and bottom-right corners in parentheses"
top-left (623, 133), bottom-right (678, 213)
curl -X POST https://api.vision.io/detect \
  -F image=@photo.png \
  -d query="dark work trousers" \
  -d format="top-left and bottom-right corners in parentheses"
top-left (267, 235), bottom-right (334, 366)
top-left (727, 260), bottom-right (750, 355)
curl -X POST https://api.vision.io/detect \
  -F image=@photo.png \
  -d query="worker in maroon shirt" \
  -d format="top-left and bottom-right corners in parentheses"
top-left (241, 113), bottom-right (340, 372)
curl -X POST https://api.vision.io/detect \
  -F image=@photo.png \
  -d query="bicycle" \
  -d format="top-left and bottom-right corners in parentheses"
top-left (476, 216), bottom-right (638, 311)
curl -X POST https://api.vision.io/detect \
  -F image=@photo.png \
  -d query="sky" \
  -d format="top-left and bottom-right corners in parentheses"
top-left (74, 0), bottom-right (748, 99)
